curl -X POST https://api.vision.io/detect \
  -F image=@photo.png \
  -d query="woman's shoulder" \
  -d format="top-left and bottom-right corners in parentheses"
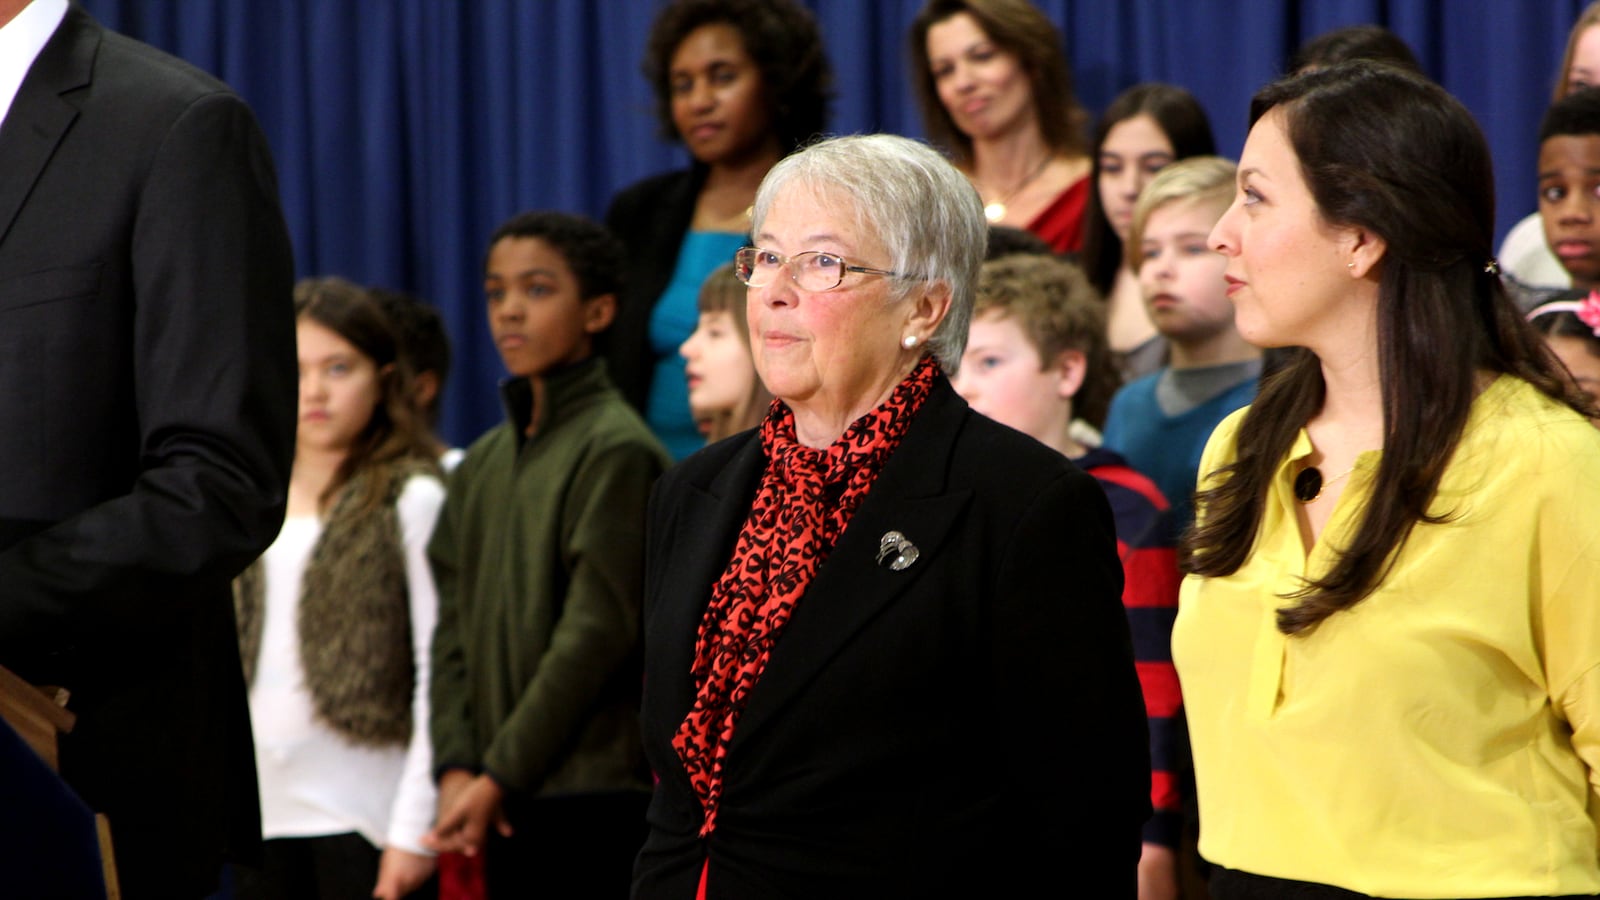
top-left (1192, 405), bottom-right (1253, 486)
top-left (1208, 404), bottom-right (1252, 447)
top-left (646, 431), bottom-right (762, 536)
top-left (1475, 374), bottom-right (1590, 427)
top-left (948, 408), bottom-right (1091, 497)
top-left (936, 415), bottom-right (1120, 563)
top-left (662, 428), bottom-right (761, 489)
top-left (1463, 376), bottom-right (1600, 470)
top-left (606, 167), bottom-right (699, 218)
top-left (1449, 378), bottom-right (1600, 567)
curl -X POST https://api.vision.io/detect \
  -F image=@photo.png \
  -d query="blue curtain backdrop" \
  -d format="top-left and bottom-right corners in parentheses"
top-left (77, 0), bottom-right (1586, 447)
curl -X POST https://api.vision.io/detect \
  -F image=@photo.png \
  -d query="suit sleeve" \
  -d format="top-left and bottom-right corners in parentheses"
top-left (481, 440), bottom-right (663, 793)
top-left (992, 468), bottom-right (1149, 895)
top-left (0, 90), bottom-right (295, 645)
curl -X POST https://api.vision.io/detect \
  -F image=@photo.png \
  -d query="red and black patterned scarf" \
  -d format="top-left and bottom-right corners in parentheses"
top-left (672, 356), bottom-right (941, 836)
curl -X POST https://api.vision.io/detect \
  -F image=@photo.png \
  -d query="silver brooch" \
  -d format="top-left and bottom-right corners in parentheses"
top-left (876, 530), bottom-right (920, 571)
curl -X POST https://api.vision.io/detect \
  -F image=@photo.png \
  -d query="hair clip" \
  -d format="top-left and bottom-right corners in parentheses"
top-left (1526, 289), bottom-right (1600, 337)
top-left (1483, 258), bottom-right (1501, 276)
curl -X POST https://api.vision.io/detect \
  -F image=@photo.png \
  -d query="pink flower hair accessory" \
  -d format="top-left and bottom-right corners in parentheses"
top-left (1527, 290), bottom-right (1600, 337)
top-left (1580, 291), bottom-right (1600, 333)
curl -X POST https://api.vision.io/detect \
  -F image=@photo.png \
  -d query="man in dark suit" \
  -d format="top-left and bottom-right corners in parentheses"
top-left (0, 1), bottom-right (296, 896)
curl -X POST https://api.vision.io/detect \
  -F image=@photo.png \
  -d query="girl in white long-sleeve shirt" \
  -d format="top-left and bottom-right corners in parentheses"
top-left (234, 277), bottom-right (445, 900)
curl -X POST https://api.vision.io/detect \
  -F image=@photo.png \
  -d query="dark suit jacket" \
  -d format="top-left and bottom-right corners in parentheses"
top-left (602, 165), bottom-right (706, 412)
top-left (635, 379), bottom-right (1151, 899)
top-left (0, 7), bottom-right (295, 897)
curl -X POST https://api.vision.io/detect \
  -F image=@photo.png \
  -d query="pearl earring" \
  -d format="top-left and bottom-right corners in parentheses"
top-left (902, 335), bottom-right (919, 349)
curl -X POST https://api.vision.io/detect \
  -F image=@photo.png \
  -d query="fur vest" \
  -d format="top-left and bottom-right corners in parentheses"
top-left (235, 458), bottom-right (435, 748)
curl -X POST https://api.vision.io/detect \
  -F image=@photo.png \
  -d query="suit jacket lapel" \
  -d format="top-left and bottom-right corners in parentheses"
top-left (651, 434), bottom-right (767, 728)
top-left (0, 7), bottom-right (93, 251)
top-left (729, 379), bottom-right (975, 750)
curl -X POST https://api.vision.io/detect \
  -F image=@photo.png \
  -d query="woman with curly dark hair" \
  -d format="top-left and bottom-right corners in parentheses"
top-left (604, 0), bottom-right (831, 460)
top-left (910, 0), bottom-right (1092, 254)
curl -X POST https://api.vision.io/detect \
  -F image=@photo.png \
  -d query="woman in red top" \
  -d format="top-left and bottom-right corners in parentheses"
top-left (910, 0), bottom-right (1093, 253)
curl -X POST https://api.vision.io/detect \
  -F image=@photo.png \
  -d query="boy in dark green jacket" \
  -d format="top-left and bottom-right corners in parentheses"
top-left (425, 211), bottom-right (671, 896)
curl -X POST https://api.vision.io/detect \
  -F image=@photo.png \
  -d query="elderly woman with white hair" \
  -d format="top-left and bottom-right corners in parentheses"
top-left (634, 133), bottom-right (1150, 898)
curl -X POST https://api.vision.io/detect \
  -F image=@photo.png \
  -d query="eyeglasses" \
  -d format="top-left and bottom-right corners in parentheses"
top-left (734, 247), bottom-right (901, 292)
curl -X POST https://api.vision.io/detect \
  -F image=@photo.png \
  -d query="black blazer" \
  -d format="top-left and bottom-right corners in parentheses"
top-left (602, 165), bottom-right (706, 412)
top-left (635, 379), bottom-right (1150, 899)
top-left (0, 7), bottom-right (295, 897)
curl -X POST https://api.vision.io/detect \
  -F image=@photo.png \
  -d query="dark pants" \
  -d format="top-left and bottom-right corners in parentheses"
top-left (232, 832), bottom-right (438, 900)
top-left (1210, 868), bottom-right (1600, 900)
top-left (485, 791), bottom-right (650, 900)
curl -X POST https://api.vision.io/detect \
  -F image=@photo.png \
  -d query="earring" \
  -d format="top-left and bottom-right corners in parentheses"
top-left (1347, 261), bottom-right (1356, 269)
top-left (902, 335), bottom-right (919, 349)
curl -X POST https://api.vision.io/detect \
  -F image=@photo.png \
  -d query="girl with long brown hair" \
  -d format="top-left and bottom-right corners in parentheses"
top-left (234, 278), bottom-right (445, 900)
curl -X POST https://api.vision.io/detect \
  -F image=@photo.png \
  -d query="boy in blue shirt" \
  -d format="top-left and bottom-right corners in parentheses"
top-left (1102, 157), bottom-right (1261, 531)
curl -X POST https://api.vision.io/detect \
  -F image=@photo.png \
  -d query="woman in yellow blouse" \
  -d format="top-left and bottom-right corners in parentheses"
top-left (1176, 62), bottom-right (1600, 899)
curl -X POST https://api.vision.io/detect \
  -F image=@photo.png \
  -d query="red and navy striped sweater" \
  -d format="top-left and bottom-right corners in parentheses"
top-left (1079, 446), bottom-right (1184, 848)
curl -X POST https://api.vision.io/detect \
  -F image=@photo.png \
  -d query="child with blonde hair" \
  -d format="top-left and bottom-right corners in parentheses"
top-left (1102, 156), bottom-right (1260, 530)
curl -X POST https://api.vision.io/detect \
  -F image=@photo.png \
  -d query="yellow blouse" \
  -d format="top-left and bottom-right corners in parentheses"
top-left (1174, 376), bottom-right (1600, 898)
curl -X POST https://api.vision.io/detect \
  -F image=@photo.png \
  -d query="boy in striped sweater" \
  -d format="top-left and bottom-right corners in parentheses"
top-left (954, 251), bottom-right (1184, 899)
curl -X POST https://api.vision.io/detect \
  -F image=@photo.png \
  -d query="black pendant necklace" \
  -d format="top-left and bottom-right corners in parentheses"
top-left (1293, 464), bottom-right (1356, 503)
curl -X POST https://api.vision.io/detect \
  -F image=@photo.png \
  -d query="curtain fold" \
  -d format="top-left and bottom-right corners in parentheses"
top-left (79, 0), bottom-right (1587, 446)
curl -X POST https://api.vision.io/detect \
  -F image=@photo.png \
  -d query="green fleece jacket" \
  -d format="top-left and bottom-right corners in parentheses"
top-left (429, 357), bottom-right (670, 796)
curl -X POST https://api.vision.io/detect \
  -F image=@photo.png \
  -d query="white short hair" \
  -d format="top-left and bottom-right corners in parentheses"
top-left (752, 134), bottom-right (986, 368)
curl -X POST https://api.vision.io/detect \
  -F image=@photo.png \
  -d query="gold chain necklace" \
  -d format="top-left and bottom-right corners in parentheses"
top-left (979, 154), bottom-right (1053, 223)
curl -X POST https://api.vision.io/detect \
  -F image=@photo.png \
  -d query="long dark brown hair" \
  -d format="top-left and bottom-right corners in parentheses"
top-left (295, 277), bottom-right (440, 514)
top-left (1183, 62), bottom-right (1592, 635)
top-left (908, 0), bottom-right (1089, 166)
top-left (1080, 83), bottom-right (1216, 298)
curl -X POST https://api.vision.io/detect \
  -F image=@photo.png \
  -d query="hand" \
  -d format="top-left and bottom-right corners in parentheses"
top-left (1137, 842), bottom-right (1179, 900)
top-left (372, 847), bottom-right (436, 900)
top-left (435, 769), bottom-right (476, 822)
top-left (422, 773), bottom-right (510, 857)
